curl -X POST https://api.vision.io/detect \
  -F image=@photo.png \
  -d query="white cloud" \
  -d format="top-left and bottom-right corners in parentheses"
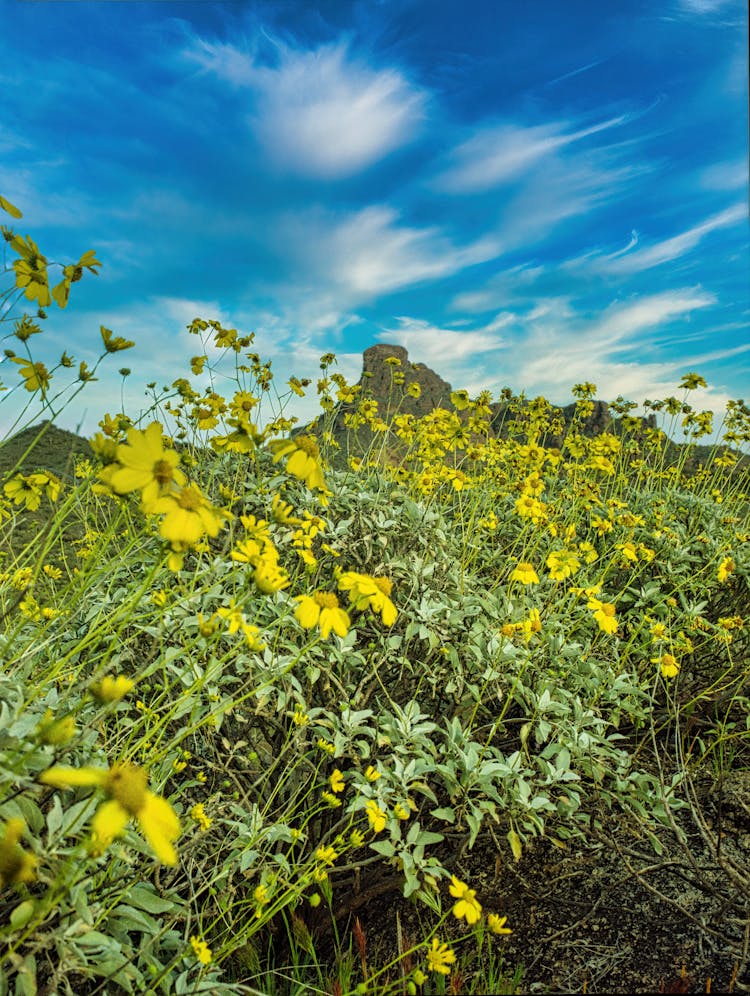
top-left (381, 316), bottom-right (507, 366)
top-left (276, 204), bottom-right (500, 300)
top-left (184, 36), bottom-right (426, 178)
top-left (371, 289), bottom-right (740, 436)
top-left (699, 159), bottom-right (748, 191)
top-left (435, 115), bottom-right (627, 193)
top-left (490, 289), bottom-right (730, 419)
top-left (593, 203), bottom-right (747, 274)
top-left (679, 0), bottom-right (737, 13)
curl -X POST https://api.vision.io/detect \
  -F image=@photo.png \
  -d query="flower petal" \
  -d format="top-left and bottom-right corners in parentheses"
top-left (138, 792), bottom-right (180, 865)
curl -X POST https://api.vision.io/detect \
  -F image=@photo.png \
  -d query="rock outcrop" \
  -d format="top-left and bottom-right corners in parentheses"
top-left (358, 344), bottom-right (454, 417)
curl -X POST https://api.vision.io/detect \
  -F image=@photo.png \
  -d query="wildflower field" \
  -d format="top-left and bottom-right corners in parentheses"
top-left (1, 196), bottom-right (749, 994)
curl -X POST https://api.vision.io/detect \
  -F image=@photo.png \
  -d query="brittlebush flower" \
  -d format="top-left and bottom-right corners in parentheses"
top-left (190, 935), bottom-right (212, 965)
top-left (108, 422), bottom-right (186, 507)
top-left (91, 675), bottom-right (134, 703)
top-left (39, 762), bottom-right (179, 864)
top-left (717, 556), bottom-right (735, 583)
top-left (449, 875), bottom-right (482, 924)
top-left (0, 819), bottom-right (37, 887)
top-left (510, 562), bottom-right (539, 585)
top-left (190, 803), bottom-right (212, 832)
top-left (11, 357), bottom-right (50, 395)
top-left (151, 484), bottom-right (225, 547)
top-left (487, 913), bottom-right (512, 935)
top-left (652, 653), bottom-right (680, 679)
top-left (587, 598), bottom-right (618, 635)
top-left (426, 938), bottom-right (456, 975)
top-left (338, 572), bottom-right (397, 625)
top-left (36, 710), bottom-right (76, 745)
top-left (546, 549), bottom-right (581, 581)
top-left (295, 592), bottom-right (350, 639)
top-left (365, 799), bottom-right (387, 833)
top-left (268, 435), bottom-right (328, 493)
top-left (253, 557), bottom-right (290, 594)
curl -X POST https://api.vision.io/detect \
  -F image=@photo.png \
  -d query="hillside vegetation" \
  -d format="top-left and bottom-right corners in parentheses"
top-left (1, 196), bottom-right (749, 995)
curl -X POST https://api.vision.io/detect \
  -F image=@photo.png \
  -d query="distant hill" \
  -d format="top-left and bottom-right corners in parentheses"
top-left (0, 420), bottom-right (93, 483)
top-left (2, 348), bottom-right (746, 489)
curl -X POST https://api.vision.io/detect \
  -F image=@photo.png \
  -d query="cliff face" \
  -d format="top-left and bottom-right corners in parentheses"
top-left (358, 344), bottom-right (454, 417)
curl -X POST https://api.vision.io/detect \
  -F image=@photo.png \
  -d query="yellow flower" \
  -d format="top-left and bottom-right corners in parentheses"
top-left (365, 799), bottom-right (387, 833)
top-left (4, 474), bottom-right (44, 510)
top-left (91, 675), bottom-right (134, 703)
top-left (510, 562), bottom-right (539, 585)
top-left (449, 875), bottom-right (482, 924)
top-left (364, 765), bottom-right (381, 782)
top-left (652, 653), bottom-right (680, 679)
top-left (617, 541), bottom-right (639, 563)
top-left (587, 598), bottom-right (618, 635)
top-left (11, 356), bottom-right (51, 393)
top-left (329, 769), bottom-right (345, 794)
top-left (108, 422), bottom-right (186, 507)
top-left (271, 494), bottom-right (302, 525)
top-left (151, 484), bottom-right (225, 547)
top-left (0, 819), bottom-right (37, 887)
top-left (487, 913), bottom-right (512, 935)
top-left (316, 844), bottom-right (338, 866)
top-left (295, 592), bottom-right (350, 639)
top-left (36, 710), bottom-right (76, 746)
top-left (292, 706), bottom-right (309, 726)
top-left (269, 435), bottom-right (328, 493)
top-left (39, 762), bottom-right (180, 865)
top-left (426, 938), bottom-right (456, 975)
top-left (650, 622), bottom-right (667, 641)
top-left (190, 935), bottom-right (212, 965)
top-left (717, 556), bottom-right (735, 583)
top-left (254, 883), bottom-right (270, 908)
top-left (337, 572), bottom-right (397, 626)
top-left (546, 550), bottom-right (581, 581)
top-left (253, 557), bottom-right (290, 594)
top-left (190, 803), bottom-right (212, 832)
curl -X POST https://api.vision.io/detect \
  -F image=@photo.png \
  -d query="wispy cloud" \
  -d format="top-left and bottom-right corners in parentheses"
top-left (588, 203), bottom-right (746, 275)
top-left (381, 289), bottom-right (735, 422)
top-left (380, 316), bottom-right (508, 364)
top-left (678, 0), bottom-right (738, 14)
top-left (183, 36), bottom-right (427, 178)
top-left (699, 158), bottom-right (748, 191)
top-left (434, 115), bottom-right (628, 193)
top-left (274, 205), bottom-right (500, 300)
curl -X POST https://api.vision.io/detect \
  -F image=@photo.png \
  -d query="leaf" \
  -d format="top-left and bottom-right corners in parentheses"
top-left (10, 900), bottom-right (35, 930)
top-left (126, 884), bottom-right (176, 915)
top-left (369, 839), bottom-right (396, 858)
top-left (0, 194), bottom-right (22, 219)
top-left (430, 807), bottom-right (455, 822)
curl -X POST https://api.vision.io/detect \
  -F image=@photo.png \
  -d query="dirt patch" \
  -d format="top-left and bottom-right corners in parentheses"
top-left (319, 779), bottom-right (750, 994)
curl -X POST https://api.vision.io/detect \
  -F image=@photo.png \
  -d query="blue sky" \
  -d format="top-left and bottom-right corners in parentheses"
top-left (1, 0), bottom-right (748, 437)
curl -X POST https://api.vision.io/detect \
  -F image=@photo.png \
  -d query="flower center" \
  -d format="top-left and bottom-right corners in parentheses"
top-left (152, 459), bottom-right (175, 485)
top-left (176, 485), bottom-right (203, 511)
top-left (314, 592), bottom-right (339, 610)
top-left (296, 436), bottom-right (320, 459)
top-left (373, 577), bottom-right (392, 597)
top-left (104, 763), bottom-right (148, 816)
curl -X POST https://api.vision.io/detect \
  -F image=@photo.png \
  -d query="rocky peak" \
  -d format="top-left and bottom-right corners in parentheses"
top-left (359, 343), bottom-right (454, 417)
